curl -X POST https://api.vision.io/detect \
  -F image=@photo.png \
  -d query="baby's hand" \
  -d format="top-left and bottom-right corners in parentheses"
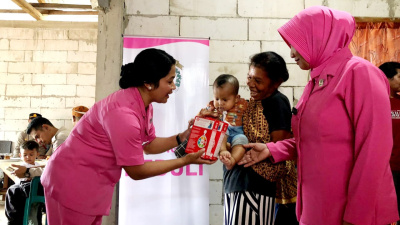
top-left (219, 151), bottom-right (235, 170)
top-left (219, 151), bottom-right (231, 158)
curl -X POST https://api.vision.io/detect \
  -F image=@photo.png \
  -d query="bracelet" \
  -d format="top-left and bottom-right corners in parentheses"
top-left (176, 134), bottom-right (182, 145)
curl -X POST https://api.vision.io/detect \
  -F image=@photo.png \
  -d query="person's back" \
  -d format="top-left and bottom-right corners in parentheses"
top-left (45, 126), bottom-right (70, 156)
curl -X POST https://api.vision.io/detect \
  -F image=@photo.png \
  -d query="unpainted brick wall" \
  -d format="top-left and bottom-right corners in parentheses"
top-left (0, 22), bottom-right (97, 147)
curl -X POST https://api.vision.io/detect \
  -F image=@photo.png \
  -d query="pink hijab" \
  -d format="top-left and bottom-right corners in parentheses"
top-left (278, 6), bottom-right (355, 78)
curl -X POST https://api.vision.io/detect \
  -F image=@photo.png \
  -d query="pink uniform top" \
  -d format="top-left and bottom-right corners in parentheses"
top-left (268, 6), bottom-right (399, 225)
top-left (41, 87), bottom-right (156, 216)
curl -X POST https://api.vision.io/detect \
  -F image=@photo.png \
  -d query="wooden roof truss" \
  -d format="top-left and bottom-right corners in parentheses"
top-left (2, 0), bottom-right (97, 20)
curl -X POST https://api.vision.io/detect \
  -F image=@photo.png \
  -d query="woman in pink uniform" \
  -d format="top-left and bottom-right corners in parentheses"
top-left (239, 6), bottom-right (399, 225)
top-left (41, 48), bottom-right (215, 225)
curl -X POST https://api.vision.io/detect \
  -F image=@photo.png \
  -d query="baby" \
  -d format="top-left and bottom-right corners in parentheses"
top-left (209, 74), bottom-right (248, 170)
top-left (20, 140), bottom-right (41, 168)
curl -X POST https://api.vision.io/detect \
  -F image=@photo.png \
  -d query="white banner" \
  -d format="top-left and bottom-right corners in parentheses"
top-left (119, 36), bottom-right (210, 225)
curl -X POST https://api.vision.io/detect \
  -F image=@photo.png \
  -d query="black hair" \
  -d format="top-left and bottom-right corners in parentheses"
top-left (379, 62), bottom-right (400, 79)
top-left (213, 74), bottom-right (240, 95)
top-left (250, 51), bottom-right (289, 84)
top-left (26, 117), bottom-right (54, 135)
top-left (21, 140), bottom-right (39, 152)
top-left (119, 48), bottom-right (176, 89)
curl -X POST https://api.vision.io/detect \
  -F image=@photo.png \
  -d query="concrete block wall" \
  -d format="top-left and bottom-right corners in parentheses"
top-left (123, 0), bottom-right (398, 224)
top-left (0, 21), bottom-right (97, 147)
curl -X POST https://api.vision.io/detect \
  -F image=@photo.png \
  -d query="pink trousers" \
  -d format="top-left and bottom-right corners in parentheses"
top-left (45, 191), bottom-right (102, 225)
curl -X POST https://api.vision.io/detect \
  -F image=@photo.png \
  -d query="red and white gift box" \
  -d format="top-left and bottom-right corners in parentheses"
top-left (185, 116), bottom-right (229, 160)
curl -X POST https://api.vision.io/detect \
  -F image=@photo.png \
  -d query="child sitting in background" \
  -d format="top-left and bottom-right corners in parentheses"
top-left (5, 140), bottom-right (44, 225)
top-left (208, 74), bottom-right (248, 170)
top-left (20, 140), bottom-right (41, 169)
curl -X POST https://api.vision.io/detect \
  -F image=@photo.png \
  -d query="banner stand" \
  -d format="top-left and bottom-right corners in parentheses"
top-left (119, 36), bottom-right (210, 225)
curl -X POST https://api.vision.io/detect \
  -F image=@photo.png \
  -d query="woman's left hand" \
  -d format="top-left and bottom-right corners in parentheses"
top-left (184, 149), bottom-right (217, 165)
top-left (238, 143), bottom-right (271, 167)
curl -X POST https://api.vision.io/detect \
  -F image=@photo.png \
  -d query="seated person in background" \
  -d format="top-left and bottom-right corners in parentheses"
top-left (208, 74), bottom-right (248, 170)
top-left (20, 141), bottom-right (42, 169)
top-left (379, 61), bottom-right (400, 223)
top-left (72, 105), bottom-right (89, 127)
top-left (5, 141), bottom-right (44, 225)
top-left (14, 113), bottom-right (47, 158)
top-left (27, 117), bottom-right (70, 157)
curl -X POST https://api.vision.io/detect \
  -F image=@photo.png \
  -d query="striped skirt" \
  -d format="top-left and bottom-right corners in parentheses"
top-left (224, 191), bottom-right (276, 225)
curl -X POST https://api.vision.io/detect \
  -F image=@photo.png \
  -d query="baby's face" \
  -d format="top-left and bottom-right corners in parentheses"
top-left (213, 85), bottom-right (237, 112)
top-left (20, 149), bottom-right (38, 165)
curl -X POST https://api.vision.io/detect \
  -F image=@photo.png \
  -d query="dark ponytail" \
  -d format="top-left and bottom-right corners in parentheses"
top-left (119, 48), bottom-right (176, 89)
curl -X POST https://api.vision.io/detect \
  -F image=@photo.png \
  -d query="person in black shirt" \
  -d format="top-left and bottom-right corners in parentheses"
top-left (175, 52), bottom-right (298, 225)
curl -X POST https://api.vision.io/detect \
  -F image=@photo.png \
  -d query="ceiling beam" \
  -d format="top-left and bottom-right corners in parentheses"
top-left (11, 0), bottom-right (43, 20)
top-left (0, 9), bottom-right (25, 13)
top-left (30, 3), bottom-right (93, 11)
top-left (0, 9), bottom-right (98, 16)
top-left (47, 10), bottom-right (98, 15)
top-left (0, 9), bottom-right (48, 14)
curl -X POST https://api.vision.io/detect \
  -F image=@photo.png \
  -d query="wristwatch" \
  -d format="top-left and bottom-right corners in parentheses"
top-left (24, 168), bottom-right (30, 178)
top-left (176, 134), bottom-right (182, 145)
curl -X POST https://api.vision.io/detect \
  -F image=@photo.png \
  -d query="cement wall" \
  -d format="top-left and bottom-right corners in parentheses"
top-left (0, 21), bottom-right (98, 146)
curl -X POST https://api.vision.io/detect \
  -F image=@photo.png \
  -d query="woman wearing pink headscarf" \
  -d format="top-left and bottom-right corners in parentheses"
top-left (239, 6), bottom-right (399, 225)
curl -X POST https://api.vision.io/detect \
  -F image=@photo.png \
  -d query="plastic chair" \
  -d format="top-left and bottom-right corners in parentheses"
top-left (23, 176), bottom-right (47, 225)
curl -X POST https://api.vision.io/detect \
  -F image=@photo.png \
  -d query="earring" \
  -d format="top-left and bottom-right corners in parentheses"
top-left (147, 86), bottom-right (152, 90)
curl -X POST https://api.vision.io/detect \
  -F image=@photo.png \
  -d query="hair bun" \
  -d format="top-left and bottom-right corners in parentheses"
top-left (119, 48), bottom-right (176, 89)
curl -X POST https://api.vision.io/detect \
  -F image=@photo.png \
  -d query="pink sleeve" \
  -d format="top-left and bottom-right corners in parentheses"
top-left (342, 63), bottom-right (393, 224)
top-left (267, 137), bottom-right (297, 163)
top-left (146, 105), bottom-right (156, 143)
top-left (103, 108), bottom-right (145, 166)
top-left (146, 123), bottom-right (156, 143)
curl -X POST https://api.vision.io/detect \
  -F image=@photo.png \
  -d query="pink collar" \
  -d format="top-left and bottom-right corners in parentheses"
top-left (129, 87), bottom-right (148, 118)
